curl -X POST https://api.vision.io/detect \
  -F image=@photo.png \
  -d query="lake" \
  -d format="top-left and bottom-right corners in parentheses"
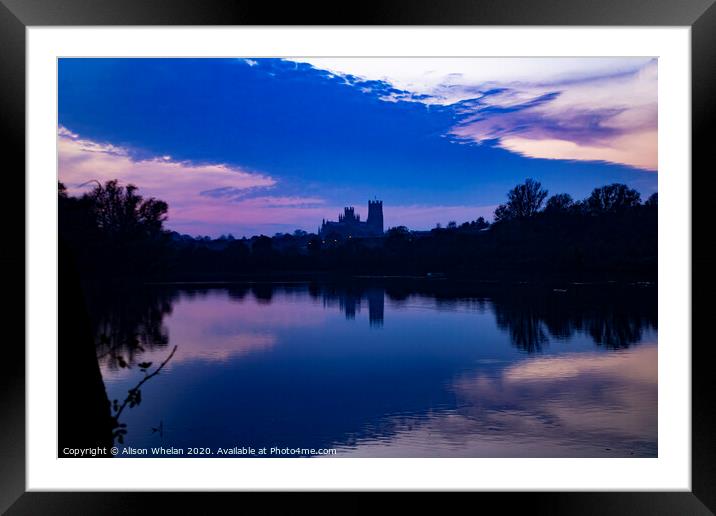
top-left (95, 280), bottom-right (657, 457)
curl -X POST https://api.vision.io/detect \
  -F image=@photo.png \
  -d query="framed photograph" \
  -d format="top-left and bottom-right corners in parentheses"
top-left (2, 0), bottom-right (711, 511)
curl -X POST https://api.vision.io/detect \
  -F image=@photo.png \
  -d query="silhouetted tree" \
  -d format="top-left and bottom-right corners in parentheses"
top-left (385, 226), bottom-right (411, 252)
top-left (58, 237), bottom-right (114, 456)
top-left (494, 178), bottom-right (548, 222)
top-left (570, 200), bottom-right (587, 215)
top-left (645, 192), bottom-right (658, 207)
top-left (545, 193), bottom-right (574, 213)
top-left (586, 183), bottom-right (641, 214)
top-left (252, 235), bottom-right (273, 254)
top-left (59, 178), bottom-right (657, 282)
top-left (85, 180), bottom-right (167, 239)
top-left (387, 226), bottom-right (410, 237)
top-left (59, 180), bottom-right (170, 282)
top-left (474, 216), bottom-right (489, 230)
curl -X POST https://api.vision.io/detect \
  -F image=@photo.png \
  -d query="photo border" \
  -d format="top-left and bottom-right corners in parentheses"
top-left (2, 0), bottom-right (712, 512)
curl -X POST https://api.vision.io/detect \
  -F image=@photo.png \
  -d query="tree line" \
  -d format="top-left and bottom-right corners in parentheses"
top-left (494, 178), bottom-right (656, 222)
top-left (59, 178), bottom-right (657, 284)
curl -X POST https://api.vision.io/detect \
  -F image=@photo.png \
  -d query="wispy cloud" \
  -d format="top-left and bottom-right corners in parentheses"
top-left (199, 188), bottom-right (325, 207)
top-left (450, 61), bottom-right (658, 170)
top-left (59, 127), bottom-right (282, 233)
top-left (59, 126), bottom-right (276, 197)
top-left (234, 196), bottom-right (326, 208)
top-left (59, 127), bottom-right (344, 237)
top-left (285, 58), bottom-right (657, 170)
top-left (59, 127), bottom-right (498, 236)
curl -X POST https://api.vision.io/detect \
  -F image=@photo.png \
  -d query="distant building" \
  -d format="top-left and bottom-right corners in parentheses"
top-left (320, 200), bottom-right (384, 238)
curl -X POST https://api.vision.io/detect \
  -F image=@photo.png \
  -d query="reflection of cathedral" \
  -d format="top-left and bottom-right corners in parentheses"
top-left (366, 288), bottom-right (384, 327)
top-left (323, 287), bottom-right (385, 327)
top-left (320, 200), bottom-right (384, 238)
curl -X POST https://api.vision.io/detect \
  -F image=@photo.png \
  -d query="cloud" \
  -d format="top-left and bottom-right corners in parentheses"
top-left (59, 128), bottom-right (498, 237)
top-left (334, 344), bottom-right (657, 457)
top-left (58, 127), bottom-right (334, 236)
top-left (59, 128), bottom-right (350, 237)
top-left (450, 61), bottom-right (658, 170)
top-left (199, 189), bottom-right (325, 208)
top-left (284, 57), bottom-right (651, 103)
top-left (199, 186), bottom-right (257, 199)
top-left (59, 126), bottom-right (276, 200)
top-left (285, 57), bottom-right (657, 170)
top-left (497, 132), bottom-right (656, 171)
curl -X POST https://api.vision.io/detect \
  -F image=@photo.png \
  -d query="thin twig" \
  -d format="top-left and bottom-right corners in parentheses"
top-left (77, 179), bottom-right (103, 189)
top-left (114, 345), bottom-right (177, 421)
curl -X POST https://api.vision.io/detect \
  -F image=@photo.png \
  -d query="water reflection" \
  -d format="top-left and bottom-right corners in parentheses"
top-left (92, 288), bottom-right (176, 372)
top-left (94, 281), bottom-right (657, 457)
top-left (490, 287), bottom-right (657, 352)
top-left (314, 284), bottom-right (385, 326)
top-left (336, 344), bottom-right (657, 457)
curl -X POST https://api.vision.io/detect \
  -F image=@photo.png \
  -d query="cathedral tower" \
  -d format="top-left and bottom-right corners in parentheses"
top-left (367, 200), bottom-right (383, 235)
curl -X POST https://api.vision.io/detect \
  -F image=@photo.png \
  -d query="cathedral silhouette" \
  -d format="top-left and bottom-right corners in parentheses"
top-left (319, 200), bottom-right (384, 238)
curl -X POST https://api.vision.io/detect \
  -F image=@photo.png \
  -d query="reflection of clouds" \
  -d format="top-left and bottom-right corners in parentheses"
top-left (160, 292), bottom-right (333, 361)
top-left (501, 346), bottom-right (657, 384)
top-left (455, 345), bottom-right (657, 438)
top-left (385, 295), bottom-right (489, 314)
top-left (96, 284), bottom-right (658, 457)
top-left (174, 289), bottom-right (330, 329)
top-left (102, 290), bottom-right (330, 382)
top-left (173, 332), bottom-right (277, 363)
top-left (334, 345), bottom-right (657, 457)
top-left (101, 332), bottom-right (277, 383)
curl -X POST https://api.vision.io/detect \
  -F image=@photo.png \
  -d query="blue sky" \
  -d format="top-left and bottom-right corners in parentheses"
top-left (58, 58), bottom-right (657, 237)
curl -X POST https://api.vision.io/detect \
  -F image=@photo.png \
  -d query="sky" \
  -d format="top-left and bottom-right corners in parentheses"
top-left (58, 57), bottom-right (657, 237)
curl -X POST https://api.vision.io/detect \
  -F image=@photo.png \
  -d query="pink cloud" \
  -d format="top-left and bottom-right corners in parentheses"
top-left (450, 61), bottom-right (658, 171)
top-left (58, 128), bottom-right (330, 236)
top-left (498, 131), bottom-right (657, 171)
top-left (59, 128), bottom-right (497, 237)
top-left (291, 57), bottom-right (658, 171)
top-left (59, 127), bottom-right (276, 201)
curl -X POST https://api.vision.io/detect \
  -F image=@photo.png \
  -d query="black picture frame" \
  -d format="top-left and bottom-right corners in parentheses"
top-left (1, 0), bottom-right (711, 512)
